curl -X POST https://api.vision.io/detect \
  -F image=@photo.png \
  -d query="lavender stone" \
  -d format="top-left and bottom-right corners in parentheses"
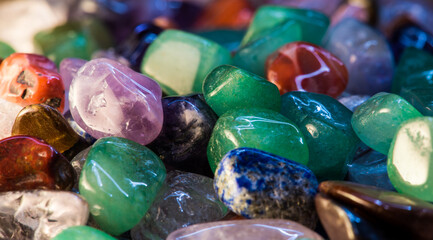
top-left (59, 58), bottom-right (87, 114)
top-left (69, 58), bottom-right (163, 145)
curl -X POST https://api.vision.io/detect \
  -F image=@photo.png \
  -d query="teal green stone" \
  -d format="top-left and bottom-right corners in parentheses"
top-left (195, 29), bottom-right (245, 52)
top-left (401, 87), bottom-right (433, 116)
top-left (233, 20), bottom-right (301, 77)
top-left (141, 29), bottom-right (232, 96)
top-left (52, 226), bottom-right (116, 240)
top-left (241, 6), bottom-right (329, 47)
top-left (281, 92), bottom-right (360, 181)
top-left (203, 65), bottom-right (281, 116)
top-left (392, 48), bottom-right (433, 94)
top-left (388, 117), bottom-right (433, 201)
top-left (79, 137), bottom-right (166, 236)
top-left (0, 41), bottom-right (14, 59)
top-left (207, 108), bottom-right (309, 173)
top-left (352, 92), bottom-right (422, 155)
top-left (34, 19), bottom-right (113, 65)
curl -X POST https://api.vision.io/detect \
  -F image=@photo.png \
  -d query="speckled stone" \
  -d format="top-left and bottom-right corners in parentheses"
top-left (214, 148), bottom-right (318, 229)
top-left (167, 219), bottom-right (323, 240)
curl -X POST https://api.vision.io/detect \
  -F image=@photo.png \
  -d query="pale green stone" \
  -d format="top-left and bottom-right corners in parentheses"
top-left (141, 30), bottom-right (232, 95)
top-left (52, 226), bottom-right (116, 240)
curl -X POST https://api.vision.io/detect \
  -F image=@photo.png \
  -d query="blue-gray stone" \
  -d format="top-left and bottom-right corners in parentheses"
top-left (214, 147), bottom-right (318, 229)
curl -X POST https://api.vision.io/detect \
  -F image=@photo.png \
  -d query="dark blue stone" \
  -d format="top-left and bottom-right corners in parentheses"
top-left (147, 94), bottom-right (217, 177)
top-left (214, 147), bottom-right (318, 229)
top-left (390, 25), bottom-right (433, 62)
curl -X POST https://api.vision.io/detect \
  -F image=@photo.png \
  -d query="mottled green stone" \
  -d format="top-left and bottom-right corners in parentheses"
top-left (281, 92), bottom-right (360, 181)
top-left (241, 5), bottom-right (329, 47)
top-left (141, 30), bottom-right (232, 96)
top-left (233, 20), bottom-right (301, 77)
top-left (392, 48), bottom-right (433, 94)
top-left (388, 117), bottom-right (433, 201)
top-left (195, 29), bottom-right (245, 52)
top-left (352, 92), bottom-right (422, 155)
top-left (203, 65), bottom-right (281, 116)
top-left (0, 41), bottom-right (14, 59)
top-left (79, 137), bottom-right (166, 235)
top-left (34, 19), bottom-right (113, 65)
top-left (52, 226), bottom-right (116, 240)
top-left (207, 108), bottom-right (309, 173)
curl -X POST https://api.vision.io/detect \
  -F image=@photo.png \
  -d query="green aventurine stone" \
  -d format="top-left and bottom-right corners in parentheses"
top-left (233, 20), bottom-right (301, 77)
top-left (0, 41), bottom-right (14, 59)
top-left (141, 30), bottom-right (232, 96)
top-left (203, 65), bottom-right (281, 116)
top-left (352, 92), bottom-right (422, 155)
top-left (79, 137), bottom-right (166, 236)
top-left (195, 29), bottom-right (245, 52)
top-left (241, 5), bottom-right (329, 47)
top-left (34, 19), bottom-right (113, 65)
top-left (281, 92), bottom-right (360, 181)
top-left (392, 48), bottom-right (433, 94)
top-left (52, 226), bottom-right (116, 240)
top-left (388, 117), bottom-right (433, 201)
top-left (207, 108), bottom-right (309, 173)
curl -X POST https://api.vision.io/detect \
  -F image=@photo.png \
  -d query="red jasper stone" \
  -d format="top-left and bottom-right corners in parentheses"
top-left (266, 41), bottom-right (348, 98)
top-left (0, 135), bottom-right (75, 191)
top-left (0, 53), bottom-right (65, 112)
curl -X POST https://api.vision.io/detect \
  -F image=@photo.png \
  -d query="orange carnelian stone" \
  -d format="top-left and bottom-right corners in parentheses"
top-left (0, 53), bottom-right (65, 112)
top-left (0, 135), bottom-right (75, 191)
top-left (266, 42), bottom-right (348, 98)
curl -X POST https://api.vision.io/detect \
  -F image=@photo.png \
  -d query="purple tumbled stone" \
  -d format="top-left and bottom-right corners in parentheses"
top-left (69, 58), bottom-right (163, 145)
top-left (60, 58), bottom-right (87, 113)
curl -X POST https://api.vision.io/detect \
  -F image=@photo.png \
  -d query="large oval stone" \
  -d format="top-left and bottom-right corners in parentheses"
top-left (69, 58), bottom-right (163, 145)
top-left (214, 148), bottom-right (318, 229)
top-left (207, 108), bottom-right (309, 173)
top-left (79, 137), bottom-right (166, 235)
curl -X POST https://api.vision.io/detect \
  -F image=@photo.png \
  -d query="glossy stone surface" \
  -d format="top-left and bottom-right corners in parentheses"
top-left (196, 29), bottom-right (245, 52)
top-left (34, 19), bottom-right (113, 65)
top-left (266, 42), bottom-right (348, 97)
top-left (347, 150), bottom-right (395, 191)
top-left (392, 47), bottom-right (433, 95)
top-left (203, 65), bottom-right (281, 116)
top-left (0, 98), bottom-right (23, 139)
top-left (324, 19), bottom-right (394, 95)
top-left (141, 29), bottom-right (231, 95)
top-left (241, 6), bottom-right (329, 46)
top-left (215, 148), bottom-right (318, 229)
top-left (315, 193), bottom-right (403, 240)
top-left (69, 58), bottom-right (163, 145)
top-left (0, 135), bottom-right (75, 191)
top-left (0, 41), bottom-right (14, 59)
top-left (351, 92), bottom-right (422, 154)
top-left (281, 92), bottom-right (360, 180)
top-left (52, 226), bottom-right (116, 240)
top-left (12, 104), bottom-right (81, 153)
top-left (59, 58), bottom-right (87, 113)
top-left (388, 117), bottom-right (433, 202)
top-left (338, 94), bottom-right (370, 112)
top-left (167, 219), bottom-right (323, 240)
top-left (233, 20), bottom-right (301, 77)
top-left (401, 87), bottom-right (433, 116)
top-left (70, 146), bottom-right (91, 192)
top-left (319, 181), bottom-right (433, 239)
top-left (79, 137), bottom-right (166, 235)
top-left (64, 111), bottom-right (97, 144)
top-left (131, 170), bottom-right (227, 240)
top-left (390, 25), bottom-right (433, 61)
top-left (0, 190), bottom-right (88, 240)
top-left (0, 53), bottom-right (65, 112)
top-left (147, 94), bottom-right (216, 177)
top-left (207, 108), bottom-right (309, 173)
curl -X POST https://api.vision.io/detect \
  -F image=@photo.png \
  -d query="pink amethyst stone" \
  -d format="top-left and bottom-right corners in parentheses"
top-left (69, 58), bottom-right (163, 145)
top-left (60, 58), bottom-right (87, 113)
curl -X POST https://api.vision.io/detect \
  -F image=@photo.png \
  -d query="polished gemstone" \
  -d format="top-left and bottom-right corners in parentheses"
top-left (141, 29), bottom-right (231, 95)
top-left (215, 148), bottom-right (318, 229)
top-left (401, 87), bottom-right (433, 116)
top-left (131, 170), bottom-right (227, 240)
top-left (70, 146), bottom-right (91, 192)
top-left (266, 42), bottom-right (348, 97)
top-left (324, 19), bottom-right (394, 95)
top-left (59, 58), bottom-right (87, 113)
top-left (203, 65), bottom-right (281, 116)
top-left (0, 135), bottom-right (75, 191)
top-left (351, 92), bottom-right (422, 154)
top-left (281, 92), bottom-right (360, 180)
top-left (0, 53), bottom-right (65, 112)
top-left (69, 58), bottom-right (163, 145)
top-left (52, 226), bottom-right (116, 240)
top-left (0, 98), bottom-right (22, 139)
top-left (338, 94), bottom-right (370, 112)
top-left (0, 190), bottom-right (88, 240)
top-left (147, 94), bottom-right (216, 177)
top-left (79, 137), bottom-right (166, 235)
top-left (390, 25), bottom-right (433, 61)
top-left (207, 108), bottom-right (309, 173)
